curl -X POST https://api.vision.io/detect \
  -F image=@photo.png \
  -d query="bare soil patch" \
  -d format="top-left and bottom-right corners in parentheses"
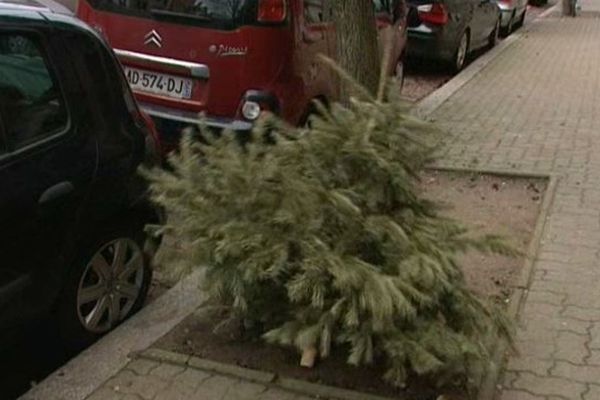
top-left (421, 171), bottom-right (545, 303)
top-left (155, 172), bottom-right (546, 400)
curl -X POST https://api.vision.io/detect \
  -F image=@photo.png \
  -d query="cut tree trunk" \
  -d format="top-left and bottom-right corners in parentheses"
top-left (300, 346), bottom-right (318, 368)
top-left (332, 0), bottom-right (381, 99)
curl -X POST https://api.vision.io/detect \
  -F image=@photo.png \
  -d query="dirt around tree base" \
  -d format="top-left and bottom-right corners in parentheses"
top-left (421, 171), bottom-right (546, 303)
top-left (155, 172), bottom-right (546, 400)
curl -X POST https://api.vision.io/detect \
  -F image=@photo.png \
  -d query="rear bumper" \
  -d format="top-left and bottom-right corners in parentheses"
top-left (406, 28), bottom-right (455, 62)
top-left (139, 102), bottom-right (253, 154)
top-left (140, 102), bottom-right (253, 131)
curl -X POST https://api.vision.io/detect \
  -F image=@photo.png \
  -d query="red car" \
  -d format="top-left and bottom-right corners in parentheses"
top-left (77, 0), bottom-right (407, 152)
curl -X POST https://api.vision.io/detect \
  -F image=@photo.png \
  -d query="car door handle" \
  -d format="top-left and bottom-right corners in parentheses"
top-left (38, 181), bottom-right (74, 206)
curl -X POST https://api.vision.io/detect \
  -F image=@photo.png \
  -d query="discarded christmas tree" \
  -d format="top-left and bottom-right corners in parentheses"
top-left (143, 58), bottom-right (515, 390)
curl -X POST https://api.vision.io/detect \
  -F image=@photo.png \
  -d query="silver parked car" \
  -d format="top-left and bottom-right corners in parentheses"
top-left (496, 0), bottom-right (528, 36)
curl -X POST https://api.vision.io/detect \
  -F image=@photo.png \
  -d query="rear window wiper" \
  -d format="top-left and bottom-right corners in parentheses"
top-left (149, 9), bottom-right (213, 22)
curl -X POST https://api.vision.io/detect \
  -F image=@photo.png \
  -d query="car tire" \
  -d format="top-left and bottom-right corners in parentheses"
top-left (517, 9), bottom-right (526, 28)
top-left (501, 12), bottom-right (515, 36)
top-left (57, 220), bottom-right (153, 352)
top-left (488, 18), bottom-right (500, 49)
top-left (452, 31), bottom-right (469, 73)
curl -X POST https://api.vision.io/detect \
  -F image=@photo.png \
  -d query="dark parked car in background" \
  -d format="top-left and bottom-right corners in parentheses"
top-left (0, 0), bottom-right (161, 349)
top-left (406, 0), bottom-right (500, 71)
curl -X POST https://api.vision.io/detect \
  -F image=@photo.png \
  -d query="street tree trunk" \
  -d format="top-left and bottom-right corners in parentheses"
top-left (562, 0), bottom-right (570, 15)
top-left (332, 0), bottom-right (381, 99)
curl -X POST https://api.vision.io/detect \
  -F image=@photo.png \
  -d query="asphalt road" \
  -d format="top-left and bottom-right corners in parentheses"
top-left (0, 319), bottom-right (71, 400)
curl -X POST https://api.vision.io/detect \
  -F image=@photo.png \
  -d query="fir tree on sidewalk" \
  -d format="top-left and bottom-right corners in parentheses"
top-left (143, 59), bottom-right (515, 390)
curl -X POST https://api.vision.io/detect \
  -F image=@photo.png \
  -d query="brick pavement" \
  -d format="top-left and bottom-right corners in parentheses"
top-left (431, 6), bottom-right (600, 400)
top-left (85, 357), bottom-right (315, 400)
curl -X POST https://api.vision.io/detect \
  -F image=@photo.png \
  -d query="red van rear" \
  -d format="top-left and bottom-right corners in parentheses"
top-left (78, 0), bottom-right (406, 150)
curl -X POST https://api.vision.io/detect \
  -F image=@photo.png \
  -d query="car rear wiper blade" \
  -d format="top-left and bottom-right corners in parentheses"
top-left (149, 9), bottom-right (213, 22)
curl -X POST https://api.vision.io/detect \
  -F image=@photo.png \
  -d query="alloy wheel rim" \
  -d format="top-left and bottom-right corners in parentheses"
top-left (76, 238), bottom-right (144, 333)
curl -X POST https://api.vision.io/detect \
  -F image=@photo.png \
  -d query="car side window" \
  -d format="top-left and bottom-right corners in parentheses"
top-left (0, 33), bottom-right (68, 152)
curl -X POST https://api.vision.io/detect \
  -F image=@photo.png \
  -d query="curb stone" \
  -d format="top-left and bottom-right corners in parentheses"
top-left (135, 348), bottom-right (276, 384)
top-left (427, 165), bottom-right (555, 181)
top-left (138, 349), bottom-right (396, 400)
top-left (138, 348), bottom-right (191, 366)
top-left (188, 356), bottom-right (276, 384)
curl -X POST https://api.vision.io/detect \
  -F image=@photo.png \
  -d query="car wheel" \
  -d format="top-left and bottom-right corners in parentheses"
top-left (488, 19), bottom-right (500, 49)
top-left (517, 9), bottom-right (526, 28)
top-left (453, 31), bottom-right (469, 72)
top-left (57, 223), bottom-right (152, 351)
top-left (501, 12), bottom-right (515, 36)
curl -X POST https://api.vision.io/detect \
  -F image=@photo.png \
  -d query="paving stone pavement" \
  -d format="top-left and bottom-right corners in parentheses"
top-left (85, 358), bottom-right (315, 400)
top-left (430, 6), bottom-right (600, 400)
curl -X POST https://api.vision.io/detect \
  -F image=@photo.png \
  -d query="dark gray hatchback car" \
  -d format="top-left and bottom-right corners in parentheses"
top-left (0, 0), bottom-right (161, 350)
top-left (407, 0), bottom-right (500, 71)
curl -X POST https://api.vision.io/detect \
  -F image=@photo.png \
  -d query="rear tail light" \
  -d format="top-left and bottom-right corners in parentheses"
top-left (258, 0), bottom-right (287, 23)
top-left (417, 3), bottom-right (449, 25)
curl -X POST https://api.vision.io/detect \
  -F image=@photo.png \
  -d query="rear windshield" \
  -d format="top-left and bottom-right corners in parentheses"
top-left (86, 0), bottom-right (266, 30)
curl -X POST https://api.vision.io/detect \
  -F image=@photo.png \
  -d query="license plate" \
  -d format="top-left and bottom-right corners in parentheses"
top-left (124, 67), bottom-right (193, 99)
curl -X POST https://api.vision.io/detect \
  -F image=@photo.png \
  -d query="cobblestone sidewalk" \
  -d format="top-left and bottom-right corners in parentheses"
top-left (86, 356), bottom-right (314, 400)
top-left (432, 6), bottom-right (600, 400)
